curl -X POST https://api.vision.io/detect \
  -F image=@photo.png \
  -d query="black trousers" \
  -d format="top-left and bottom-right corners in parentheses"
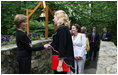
top-left (17, 57), bottom-right (31, 74)
top-left (53, 70), bottom-right (67, 74)
top-left (89, 42), bottom-right (98, 61)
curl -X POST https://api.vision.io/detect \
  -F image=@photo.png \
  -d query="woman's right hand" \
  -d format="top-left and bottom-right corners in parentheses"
top-left (77, 56), bottom-right (82, 59)
top-left (74, 56), bottom-right (81, 60)
top-left (29, 43), bottom-right (32, 47)
top-left (74, 56), bottom-right (78, 60)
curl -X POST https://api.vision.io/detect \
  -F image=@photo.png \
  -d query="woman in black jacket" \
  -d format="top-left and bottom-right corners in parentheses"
top-left (50, 10), bottom-right (75, 74)
top-left (14, 14), bottom-right (49, 74)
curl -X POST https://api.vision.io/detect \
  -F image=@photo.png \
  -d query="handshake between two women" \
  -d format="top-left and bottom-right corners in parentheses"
top-left (43, 44), bottom-right (51, 50)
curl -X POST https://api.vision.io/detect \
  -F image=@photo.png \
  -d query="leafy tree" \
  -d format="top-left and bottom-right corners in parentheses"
top-left (1, 1), bottom-right (117, 45)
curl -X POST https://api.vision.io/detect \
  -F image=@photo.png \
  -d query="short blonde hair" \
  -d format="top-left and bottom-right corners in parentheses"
top-left (81, 26), bottom-right (87, 33)
top-left (55, 10), bottom-right (70, 28)
top-left (14, 14), bottom-right (27, 28)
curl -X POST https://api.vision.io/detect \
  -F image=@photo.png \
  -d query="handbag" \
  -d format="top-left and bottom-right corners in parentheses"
top-left (52, 55), bottom-right (69, 72)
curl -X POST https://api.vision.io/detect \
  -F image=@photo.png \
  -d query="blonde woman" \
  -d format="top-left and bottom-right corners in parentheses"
top-left (81, 26), bottom-right (90, 59)
top-left (71, 24), bottom-right (87, 74)
top-left (50, 10), bottom-right (75, 74)
top-left (81, 26), bottom-right (89, 37)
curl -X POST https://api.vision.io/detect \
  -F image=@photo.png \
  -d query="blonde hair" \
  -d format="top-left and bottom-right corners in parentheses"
top-left (55, 10), bottom-right (70, 28)
top-left (81, 26), bottom-right (87, 33)
top-left (14, 14), bottom-right (27, 28)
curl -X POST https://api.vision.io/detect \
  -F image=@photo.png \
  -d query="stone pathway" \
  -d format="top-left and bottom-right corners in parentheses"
top-left (67, 59), bottom-right (97, 74)
top-left (68, 41), bottom-right (117, 74)
top-left (84, 60), bottom-right (97, 74)
top-left (68, 52), bottom-right (99, 74)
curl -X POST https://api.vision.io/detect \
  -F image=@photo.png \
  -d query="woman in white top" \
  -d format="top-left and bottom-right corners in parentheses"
top-left (71, 24), bottom-right (87, 74)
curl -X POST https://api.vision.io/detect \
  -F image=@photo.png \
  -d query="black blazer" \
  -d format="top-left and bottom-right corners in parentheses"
top-left (101, 32), bottom-right (112, 41)
top-left (16, 30), bottom-right (44, 58)
top-left (51, 25), bottom-right (75, 72)
top-left (89, 32), bottom-right (100, 47)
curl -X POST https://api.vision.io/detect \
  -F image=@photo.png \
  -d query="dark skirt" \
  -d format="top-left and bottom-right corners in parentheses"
top-left (17, 57), bottom-right (31, 74)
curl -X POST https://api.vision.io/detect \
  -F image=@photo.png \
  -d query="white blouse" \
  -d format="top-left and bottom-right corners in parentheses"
top-left (72, 33), bottom-right (87, 58)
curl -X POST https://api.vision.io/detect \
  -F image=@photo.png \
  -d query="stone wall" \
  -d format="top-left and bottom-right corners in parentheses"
top-left (96, 41), bottom-right (117, 74)
top-left (1, 38), bottom-right (52, 74)
top-left (2, 39), bottom-right (117, 74)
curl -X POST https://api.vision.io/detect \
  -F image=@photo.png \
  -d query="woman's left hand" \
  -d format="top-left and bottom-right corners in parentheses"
top-left (57, 59), bottom-right (63, 72)
top-left (57, 66), bottom-right (63, 72)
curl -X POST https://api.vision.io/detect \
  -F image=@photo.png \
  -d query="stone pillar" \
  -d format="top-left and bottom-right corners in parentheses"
top-left (96, 41), bottom-right (117, 74)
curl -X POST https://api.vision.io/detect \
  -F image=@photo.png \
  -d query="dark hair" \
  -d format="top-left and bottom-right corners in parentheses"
top-left (72, 24), bottom-right (81, 32)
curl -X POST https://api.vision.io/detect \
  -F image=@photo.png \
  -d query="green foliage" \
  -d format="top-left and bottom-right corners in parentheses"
top-left (1, 34), bottom-right (41, 46)
top-left (8, 25), bottom-right (17, 35)
top-left (1, 1), bottom-right (117, 45)
top-left (29, 20), bottom-right (54, 37)
top-left (48, 1), bottom-right (117, 45)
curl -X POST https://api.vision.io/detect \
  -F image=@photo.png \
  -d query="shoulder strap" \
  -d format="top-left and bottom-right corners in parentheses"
top-left (80, 34), bottom-right (82, 40)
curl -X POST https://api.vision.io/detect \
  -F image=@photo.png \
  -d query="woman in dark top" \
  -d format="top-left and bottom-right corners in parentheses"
top-left (14, 14), bottom-right (49, 74)
top-left (50, 10), bottom-right (75, 74)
